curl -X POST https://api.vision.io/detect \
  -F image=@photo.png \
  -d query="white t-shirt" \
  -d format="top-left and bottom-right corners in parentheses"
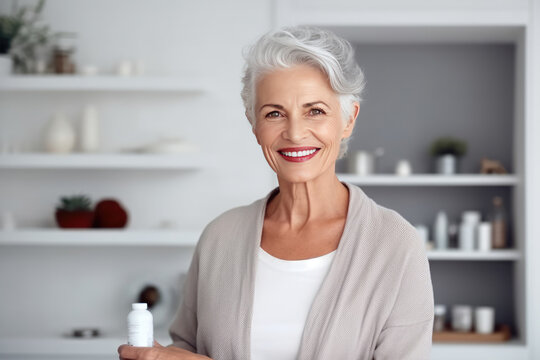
top-left (250, 245), bottom-right (336, 360)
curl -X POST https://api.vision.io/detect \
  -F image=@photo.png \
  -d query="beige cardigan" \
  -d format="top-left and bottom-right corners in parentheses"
top-left (169, 182), bottom-right (434, 359)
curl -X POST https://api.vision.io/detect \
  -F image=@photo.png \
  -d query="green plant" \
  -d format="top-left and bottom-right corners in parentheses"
top-left (56, 195), bottom-right (93, 212)
top-left (430, 136), bottom-right (467, 157)
top-left (0, 13), bottom-right (23, 54)
top-left (4, 0), bottom-right (58, 73)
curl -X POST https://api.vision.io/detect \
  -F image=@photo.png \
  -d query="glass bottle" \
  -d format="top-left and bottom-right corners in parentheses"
top-left (490, 196), bottom-right (508, 248)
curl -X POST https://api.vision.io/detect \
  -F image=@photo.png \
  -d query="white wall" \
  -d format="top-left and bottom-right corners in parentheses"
top-left (0, 0), bottom-right (274, 337)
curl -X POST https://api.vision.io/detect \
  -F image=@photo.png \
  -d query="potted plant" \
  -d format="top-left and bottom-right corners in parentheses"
top-left (55, 194), bottom-right (95, 228)
top-left (0, 6), bottom-right (24, 75)
top-left (430, 136), bottom-right (467, 174)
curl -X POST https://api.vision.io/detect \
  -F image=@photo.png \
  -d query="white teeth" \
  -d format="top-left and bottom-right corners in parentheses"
top-left (280, 149), bottom-right (318, 157)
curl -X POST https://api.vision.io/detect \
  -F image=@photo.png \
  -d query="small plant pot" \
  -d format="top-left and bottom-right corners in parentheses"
top-left (436, 154), bottom-right (458, 174)
top-left (55, 209), bottom-right (95, 228)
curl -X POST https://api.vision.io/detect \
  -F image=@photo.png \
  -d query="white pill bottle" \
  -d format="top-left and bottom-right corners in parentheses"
top-left (127, 303), bottom-right (153, 347)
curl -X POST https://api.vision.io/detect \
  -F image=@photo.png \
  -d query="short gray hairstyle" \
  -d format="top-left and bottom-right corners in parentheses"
top-left (240, 25), bottom-right (366, 159)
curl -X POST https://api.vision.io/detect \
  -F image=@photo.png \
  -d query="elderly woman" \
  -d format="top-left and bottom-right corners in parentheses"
top-left (119, 25), bottom-right (434, 360)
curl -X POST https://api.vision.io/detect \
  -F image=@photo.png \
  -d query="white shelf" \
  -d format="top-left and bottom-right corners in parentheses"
top-left (0, 229), bottom-right (200, 246)
top-left (0, 153), bottom-right (206, 170)
top-left (337, 173), bottom-right (519, 186)
top-left (0, 331), bottom-right (172, 356)
top-left (431, 340), bottom-right (527, 360)
top-left (0, 75), bottom-right (207, 92)
top-left (427, 249), bottom-right (521, 261)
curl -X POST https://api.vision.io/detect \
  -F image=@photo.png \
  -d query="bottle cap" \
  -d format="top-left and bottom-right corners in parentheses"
top-left (132, 303), bottom-right (147, 310)
top-left (434, 305), bottom-right (447, 315)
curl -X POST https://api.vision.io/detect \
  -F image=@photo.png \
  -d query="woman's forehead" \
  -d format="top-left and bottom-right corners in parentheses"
top-left (255, 66), bottom-right (336, 104)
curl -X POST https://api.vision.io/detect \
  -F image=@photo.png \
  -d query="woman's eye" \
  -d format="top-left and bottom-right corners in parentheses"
top-left (265, 111), bottom-right (281, 118)
top-left (310, 108), bottom-right (325, 116)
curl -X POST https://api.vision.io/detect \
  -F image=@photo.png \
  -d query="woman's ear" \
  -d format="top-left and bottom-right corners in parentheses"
top-left (342, 102), bottom-right (360, 138)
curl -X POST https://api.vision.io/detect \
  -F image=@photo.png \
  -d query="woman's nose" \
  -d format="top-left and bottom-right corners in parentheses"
top-left (283, 115), bottom-right (308, 142)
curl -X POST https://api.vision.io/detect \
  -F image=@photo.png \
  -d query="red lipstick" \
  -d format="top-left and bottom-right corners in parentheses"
top-left (277, 146), bottom-right (320, 163)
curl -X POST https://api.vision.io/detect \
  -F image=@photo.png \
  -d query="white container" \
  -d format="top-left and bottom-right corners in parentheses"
top-left (415, 224), bottom-right (429, 247)
top-left (436, 154), bottom-right (457, 174)
top-left (434, 211), bottom-right (449, 250)
top-left (127, 303), bottom-right (153, 347)
top-left (349, 151), bottom-right (374, 175)
top-left (475, 307), bottom-right (495, 334)
top-left (79, 105), bottom-right (100, 152)
top-left (395, 159), bottom-right (412, 176)
top-left (477, 222), bottom-right (493, 252)
top-left (459, 211), bottom-right (481, 251)
top-left (452, 305), bottom-right (473, 332)
top-left (44, 111), bottom-right (76, 153)
top-left (459, 221), bottom-right (476, 251)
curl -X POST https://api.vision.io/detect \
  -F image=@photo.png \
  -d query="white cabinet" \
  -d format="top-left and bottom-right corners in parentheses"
top-left (275, 1), bottom-right (540, 359)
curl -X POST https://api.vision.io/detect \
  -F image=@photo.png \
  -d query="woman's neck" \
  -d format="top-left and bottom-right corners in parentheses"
top-left (267, 169), bottom-right (349, 231)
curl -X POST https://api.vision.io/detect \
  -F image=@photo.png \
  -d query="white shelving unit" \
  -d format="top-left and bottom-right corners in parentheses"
top-left (0, 229), bottom-right (200, 246)
top-left (0, 153), bottom-right (206, 170)
top-left (274, 1), bottom-right (538, 359)
top-left (0, 73), bottom-right (208, 358)
top-left (337, 173), bottom-right (519, 186)
top-left (0, 75), bottom-right (207, 92)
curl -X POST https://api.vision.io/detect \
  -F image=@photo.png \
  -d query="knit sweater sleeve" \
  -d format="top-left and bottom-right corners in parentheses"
top-left (373, 224), bottom-right (435, 360)
top-left (168, 234), bottom-right (202, 352)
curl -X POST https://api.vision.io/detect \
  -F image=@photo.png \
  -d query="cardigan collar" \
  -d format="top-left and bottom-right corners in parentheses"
top-left (240, 181), bottom-right (367, 359)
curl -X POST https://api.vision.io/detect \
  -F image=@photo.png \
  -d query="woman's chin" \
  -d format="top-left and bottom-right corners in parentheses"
top-left (275, 170), bottom-right (326, 184)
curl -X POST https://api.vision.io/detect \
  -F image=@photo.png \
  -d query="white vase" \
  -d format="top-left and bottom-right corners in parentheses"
top-left (0, 54), bottom-right (13, 76)
top-left (79, 105), bottom-right (100, 152)
top-left (436, 154), bottom-right (457, 174)
top-left (44, 111), bottom-right (76, 153)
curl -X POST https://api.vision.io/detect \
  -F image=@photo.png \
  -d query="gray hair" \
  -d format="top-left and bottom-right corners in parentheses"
top-left (240, 25), bottom-right (366, 159)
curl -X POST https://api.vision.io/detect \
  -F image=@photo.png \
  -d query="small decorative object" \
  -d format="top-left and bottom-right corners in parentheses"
top-left (79, 105), bottom-right (100, 152)
top-left (433, 211), bottom-right (449, 250)
top-left (8, 0), bottom-right (58, 74)
top-left (70, 328), bottom-right (101, 338)
top-left (480, 157), bottom-right (508, 174)
top-left (1, 211), bottom-right (16, 230)
top-left (452, 305), bottom-right (473, 332)
top-left (137, 284), bottom-right (161, 309)
top-left (349, 151), bottom-right (374, 175)
top-left (55, 194), bottom-right (94, 228)
top-left (44, 110), bottom-right (76, 153)
top-left (477, 222), bottom-right (492, 252)
top-left (458, 211), bottom-right (481, 251)
top-left (117, 60), bottom-right (133, 76)
top-left (52, 31), bottom-right (76, 74)
top-left (414, 224), bottom-right (429, 248)
top-left (490, 196), bottom-right (508, 248)
top-left (430, 136), bottom-right (467, 174)
top-left (475, 307), bottom-right (495, 334)
top-left (93, 199), bottom-right (128, 228)
top-left (395, 159), bottom-right (412, 176)
top-left (434, 305), bottom-right (447, 332)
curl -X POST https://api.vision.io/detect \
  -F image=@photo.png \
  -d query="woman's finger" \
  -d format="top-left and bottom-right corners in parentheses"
top-left (117, 344), bottom-right (154, 359)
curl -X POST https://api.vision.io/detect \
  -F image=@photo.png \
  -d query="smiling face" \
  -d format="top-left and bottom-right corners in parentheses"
top-left (251, 64), bottom-right (359, 184)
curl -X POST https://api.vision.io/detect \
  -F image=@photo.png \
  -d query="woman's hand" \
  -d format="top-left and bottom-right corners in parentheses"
top-left (118, 340), bottom-right (212, 360)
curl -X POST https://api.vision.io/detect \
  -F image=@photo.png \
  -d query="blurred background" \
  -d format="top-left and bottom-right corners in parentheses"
top-left (0, 0), bottom-right (539, 359)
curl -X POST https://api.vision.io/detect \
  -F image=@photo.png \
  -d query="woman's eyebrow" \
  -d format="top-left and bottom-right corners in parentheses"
top-left (259, 101), bottom-right (329, 112)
